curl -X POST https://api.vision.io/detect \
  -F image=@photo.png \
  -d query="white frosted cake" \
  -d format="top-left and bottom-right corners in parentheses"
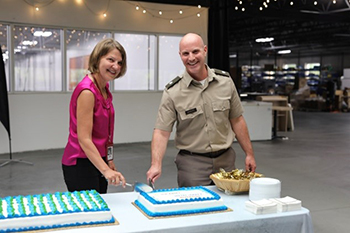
top-left (0, 190), bottom-right (114, 232)
top-left (134, 186), bottom-right (227, 217)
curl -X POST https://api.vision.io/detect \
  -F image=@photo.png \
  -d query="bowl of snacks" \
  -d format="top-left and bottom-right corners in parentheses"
top-left (210, 168), bottom-right (263, 195)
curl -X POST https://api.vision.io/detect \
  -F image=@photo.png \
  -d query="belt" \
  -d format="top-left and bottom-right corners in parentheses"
top-left (179, 148), bottom-right (229, 158)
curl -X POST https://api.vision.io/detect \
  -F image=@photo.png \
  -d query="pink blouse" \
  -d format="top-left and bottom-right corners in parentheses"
top-left (62, 75), bottom-right (115, 166)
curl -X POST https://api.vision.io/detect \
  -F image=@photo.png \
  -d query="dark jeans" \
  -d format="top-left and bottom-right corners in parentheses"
top-left (62, 158), bottom-right (108, 194)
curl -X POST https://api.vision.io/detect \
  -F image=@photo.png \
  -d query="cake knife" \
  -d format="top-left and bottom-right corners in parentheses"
top-left (119, 181), bottom-right (154, 193)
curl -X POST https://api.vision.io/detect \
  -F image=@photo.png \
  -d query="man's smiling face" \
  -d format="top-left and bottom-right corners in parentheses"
top-left (179, 33), bottom-right (207, 80)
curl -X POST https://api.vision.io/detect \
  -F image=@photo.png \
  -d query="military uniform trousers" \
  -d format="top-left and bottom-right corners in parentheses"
top-left (175, 147), bottom-right (236, 187)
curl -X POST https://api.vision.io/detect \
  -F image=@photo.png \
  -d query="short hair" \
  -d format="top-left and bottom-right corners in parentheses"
top-left (88, 38), bottom-right (127, 78)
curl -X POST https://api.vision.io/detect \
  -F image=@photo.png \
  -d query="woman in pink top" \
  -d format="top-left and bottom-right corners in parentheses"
top-left (62, 38), bottom-right (127, 193)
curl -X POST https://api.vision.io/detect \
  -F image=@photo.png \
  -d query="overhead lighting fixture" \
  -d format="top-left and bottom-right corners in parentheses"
top-left (34, 31), bottom-right (52, 37)
top-left (22, 40), bottom-right (38, 46)
top-left (278, 50), bottom-right (291, 54)
top-left (229, 54), bottom-right (237, 58)
top-left (255, 37), bottom-right (274, 43)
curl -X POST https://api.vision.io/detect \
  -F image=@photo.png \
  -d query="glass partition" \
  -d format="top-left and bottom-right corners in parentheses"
top-left (13, 26), bottom-right (62, 91)
top-left (0, 24), bottom-right (9, 90)
top-left (66, 30), bottom-right (111, 91)
top-left (114, 33), bottom-right (156, 91)
top-left (158, 35), bottom-right (183, 90)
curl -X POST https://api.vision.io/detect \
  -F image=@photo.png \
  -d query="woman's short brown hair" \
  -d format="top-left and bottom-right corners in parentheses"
top-left (88, 38), bottom-right (127, 78)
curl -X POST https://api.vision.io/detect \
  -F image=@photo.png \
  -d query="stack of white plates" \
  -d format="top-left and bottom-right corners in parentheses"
top-left (249, 177), bottom-right (281, 201)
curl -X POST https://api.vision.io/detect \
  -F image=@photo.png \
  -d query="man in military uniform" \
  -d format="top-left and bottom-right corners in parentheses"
top-left (147, 33), bottom-right (256, 187)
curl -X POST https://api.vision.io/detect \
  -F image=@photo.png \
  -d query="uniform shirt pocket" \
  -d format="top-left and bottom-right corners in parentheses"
top-left (212, 100), bottom-right (231, 128)
top-left (212, 100), bottom-right (230, 112)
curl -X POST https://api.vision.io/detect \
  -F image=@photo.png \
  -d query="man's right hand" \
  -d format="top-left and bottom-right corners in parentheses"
top-left (146, 164), bottom-right (162, 184)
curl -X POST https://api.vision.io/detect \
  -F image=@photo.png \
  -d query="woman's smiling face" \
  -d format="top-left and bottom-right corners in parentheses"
top-left (98, 48), bottom-right (123, 81)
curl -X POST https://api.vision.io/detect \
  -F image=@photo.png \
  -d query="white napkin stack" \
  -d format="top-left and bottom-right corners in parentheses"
top-left (245, 196), bottom-right (302, 215)
top-left (245, 199), bottom-right (278, 215)
top-left (269, 196), bottom-right (302, 212)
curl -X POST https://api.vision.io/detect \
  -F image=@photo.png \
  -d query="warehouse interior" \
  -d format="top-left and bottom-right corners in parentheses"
top-left (1, 0), bottom-right (350, 233)
top-left (139, 0), bottom-right (350, 112)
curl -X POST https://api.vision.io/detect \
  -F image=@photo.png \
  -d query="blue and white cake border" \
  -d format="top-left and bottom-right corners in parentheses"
top-left (135, 186), bottom-right (228, 217)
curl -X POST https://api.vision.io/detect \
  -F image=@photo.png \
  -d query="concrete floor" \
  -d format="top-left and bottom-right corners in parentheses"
top-left (0, 111), bottom-right (349, 233)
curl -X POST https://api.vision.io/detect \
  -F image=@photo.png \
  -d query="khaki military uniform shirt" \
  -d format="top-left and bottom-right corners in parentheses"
top-left (155, 65), bottom-right (244, 153)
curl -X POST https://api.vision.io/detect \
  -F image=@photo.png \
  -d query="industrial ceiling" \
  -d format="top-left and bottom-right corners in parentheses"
top-left (135, 0), bottom-right (350, 57)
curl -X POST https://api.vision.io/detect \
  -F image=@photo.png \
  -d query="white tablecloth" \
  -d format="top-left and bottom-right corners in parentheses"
top-left (54, 186), bottom-right (314, 233)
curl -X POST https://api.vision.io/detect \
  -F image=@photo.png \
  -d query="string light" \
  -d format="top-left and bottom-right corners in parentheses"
top-left (130, 2), bottom-right (205, 24)
top-left (231, 0), bottom-right (347, 13)
top-left (19, 0), bottom-right (350, 21)
top-left (22, 0), bottom-right (206, 24)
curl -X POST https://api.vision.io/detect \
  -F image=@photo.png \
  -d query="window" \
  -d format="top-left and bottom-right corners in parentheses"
top-left (0, 24), bottom-right (9, 90)
top-left (66, 30), bottom-right (111, 91)
top-left (2, 21), bottom-right (184, 92)
top-left (158, 35), bottom-right (183, 90)
top-left (114, 33), bottom-right (156, 91)
top-left (14, 26), bottom-right (62, 91)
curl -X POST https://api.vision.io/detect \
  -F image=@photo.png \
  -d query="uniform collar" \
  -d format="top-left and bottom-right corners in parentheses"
top-left (183, 64), bottom-right (216, 88)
